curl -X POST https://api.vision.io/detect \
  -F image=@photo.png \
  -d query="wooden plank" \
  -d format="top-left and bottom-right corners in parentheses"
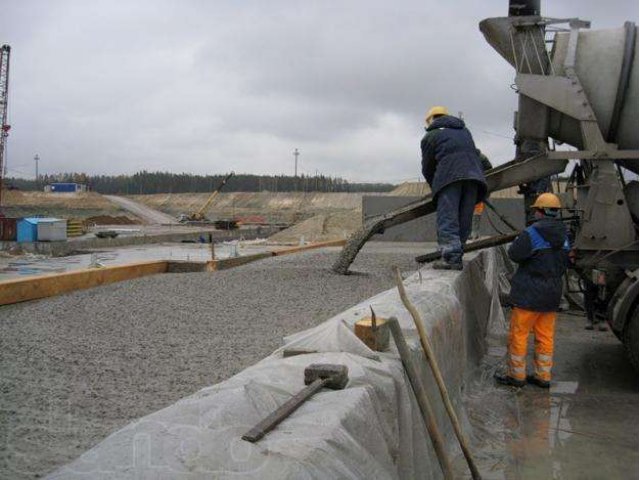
top-left (271, 239), bottom-right (347, 256)
top-left (415, 232), bottom-right (519, 263)
top-left (0, 240), bottom-right (349, 306)
top-left (207, 252), bottom-right (273, 271)
top-left (0, 261), bottom-right (168, 306)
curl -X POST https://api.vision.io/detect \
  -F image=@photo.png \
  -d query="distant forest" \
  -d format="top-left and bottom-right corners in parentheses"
top-left (6, 171), bottom-right (396, 194)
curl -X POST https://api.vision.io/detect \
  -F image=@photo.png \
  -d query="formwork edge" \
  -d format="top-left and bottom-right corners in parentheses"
top-left (0, 261), bottom-right (169, 306)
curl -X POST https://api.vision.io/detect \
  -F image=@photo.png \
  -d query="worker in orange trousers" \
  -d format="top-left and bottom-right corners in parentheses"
top-left (470, 202), bottom-right (485, 240)
top-left (495, 193), bottom-right (570, 389)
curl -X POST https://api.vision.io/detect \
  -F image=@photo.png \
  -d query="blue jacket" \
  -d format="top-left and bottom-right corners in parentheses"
top-left (421, 115), bottom-right (487, 201)
top-left (508, 218), bottom-right (570, 312)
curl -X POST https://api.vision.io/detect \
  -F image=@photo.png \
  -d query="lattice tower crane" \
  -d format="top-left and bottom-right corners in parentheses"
top-left (0, 44), bottom-right (11, 211)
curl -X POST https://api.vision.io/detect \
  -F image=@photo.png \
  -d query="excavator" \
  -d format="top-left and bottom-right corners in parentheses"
top-left (333, 0), bottom-right (639, 368)
top-left (178, 172), bottom-right (235, 224)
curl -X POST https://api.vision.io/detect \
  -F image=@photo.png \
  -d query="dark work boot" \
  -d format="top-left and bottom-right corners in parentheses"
top-left (494, 372), bottom-right (526, 388)
top-left (585, 320), bottom-right (595, 330)
top-left (597, 321), bottom-right (608, 332)
top-left (432, 260), bottom-right (463, 271)
top-left (526, 375), bottom-right (550, 389)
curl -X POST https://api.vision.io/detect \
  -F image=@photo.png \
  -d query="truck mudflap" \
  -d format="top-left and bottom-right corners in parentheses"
top-left (608, 269), bottom-right (639, 369)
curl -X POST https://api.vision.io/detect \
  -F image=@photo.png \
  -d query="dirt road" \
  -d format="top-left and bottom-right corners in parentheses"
top-left (104, 195), bottom-right (179, 224)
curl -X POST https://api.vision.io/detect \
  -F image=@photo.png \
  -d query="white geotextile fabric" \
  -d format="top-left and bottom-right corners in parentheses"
top-left (49, 249), bottom-right (507, 480)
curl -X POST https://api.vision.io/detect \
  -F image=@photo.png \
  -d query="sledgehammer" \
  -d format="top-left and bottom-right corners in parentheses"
top-left (242, 364), bottom-right (348, 443)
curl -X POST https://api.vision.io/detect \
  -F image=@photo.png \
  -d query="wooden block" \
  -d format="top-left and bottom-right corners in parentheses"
top-left (354, 316), bottom-right (390, 352)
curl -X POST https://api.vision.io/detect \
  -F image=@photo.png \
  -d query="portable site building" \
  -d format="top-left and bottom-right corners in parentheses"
top-left (45, 183), bottom-right (87, 193)
top-left (17, 217), bottom-right (67, 242)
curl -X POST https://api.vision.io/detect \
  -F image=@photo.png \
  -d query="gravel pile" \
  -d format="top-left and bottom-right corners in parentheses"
top-left (0, 243), bottom-right (428, 479)
top-left (269, 210), bottom-right (362, 244)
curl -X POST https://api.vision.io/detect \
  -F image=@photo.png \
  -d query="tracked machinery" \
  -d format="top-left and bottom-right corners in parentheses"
top-left (333, 0), bottom-right (638, 368)
top-left (178, 171), bottom-right (236, 227)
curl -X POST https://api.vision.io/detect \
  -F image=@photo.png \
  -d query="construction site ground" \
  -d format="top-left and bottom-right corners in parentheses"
top-left (1, 242), bottom-right (637, 479)
top-left (460, 310), bottom-right (638, 479)
top-left (0, 240), bottom-right (270, 281)
top-left (0, 242), bottom-right (426, 479)
top-left (2, 191), bottom-right (136, 222)
top-left (2, 186), bottom-right (522, 249)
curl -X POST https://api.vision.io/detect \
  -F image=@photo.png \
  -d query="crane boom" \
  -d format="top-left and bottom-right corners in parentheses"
top-left (0, 44), bottom-right (11, 210)
top-left (177, 171), bottom-right (235, 223)
top-left (196, 171), bottom-right (234, 217)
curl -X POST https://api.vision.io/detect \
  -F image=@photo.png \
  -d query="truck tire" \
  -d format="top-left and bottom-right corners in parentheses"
top-left (623, 304), bottom-right (638, 371)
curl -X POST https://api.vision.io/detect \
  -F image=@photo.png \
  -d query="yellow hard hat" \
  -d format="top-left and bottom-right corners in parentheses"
top-left (425, 106), bottom-right (449, 125)
top-left (531, 192), bottom-right (561, 210)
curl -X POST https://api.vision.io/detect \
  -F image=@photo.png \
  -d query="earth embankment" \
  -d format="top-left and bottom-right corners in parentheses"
top-left (131, 192), bottom-right (380, 224)
top-left (2, 191), bottom-right (138, 221)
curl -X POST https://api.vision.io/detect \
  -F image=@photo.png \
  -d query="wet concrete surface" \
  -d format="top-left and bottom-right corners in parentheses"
top-left (459, 311), bottom-right (638, 479)
top-left (1, 242), bottom-right (636, 479)
top-left (0, 242), bottom-right (433, 479)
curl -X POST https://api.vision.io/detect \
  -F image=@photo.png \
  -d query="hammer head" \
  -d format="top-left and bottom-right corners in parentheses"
top-left (304, 364), bottom-right (349, 389)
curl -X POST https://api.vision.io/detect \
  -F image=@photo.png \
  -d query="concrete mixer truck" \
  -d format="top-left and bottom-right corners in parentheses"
top-left (333, 0), bottom-right (638, 368)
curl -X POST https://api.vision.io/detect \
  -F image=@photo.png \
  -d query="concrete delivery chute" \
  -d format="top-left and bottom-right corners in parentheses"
top-left (333, 0), bottom-right (638, 368)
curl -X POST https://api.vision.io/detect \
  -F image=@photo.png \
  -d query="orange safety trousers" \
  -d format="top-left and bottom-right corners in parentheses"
top-left (508, 307), bottom-right (556, 382)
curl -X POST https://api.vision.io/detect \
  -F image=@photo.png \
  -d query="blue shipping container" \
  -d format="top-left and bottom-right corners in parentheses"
top-left (17, 217), bottom-right (65, 242)
top-left (50, 183), bottom-right (78, 192)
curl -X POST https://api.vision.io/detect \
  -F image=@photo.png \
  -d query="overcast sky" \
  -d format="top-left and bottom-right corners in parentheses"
top-left (1, 1), bottom-right (637, 183)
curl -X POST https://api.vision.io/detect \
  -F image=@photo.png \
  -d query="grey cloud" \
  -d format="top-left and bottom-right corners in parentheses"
top-left (1, 0), bottom-right (637, 181)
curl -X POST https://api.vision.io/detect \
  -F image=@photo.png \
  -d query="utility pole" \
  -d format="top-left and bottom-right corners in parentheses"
top-left (293, 148), bottom-right (299, 177)
top-left (34, 154), bottom-right (40, 191)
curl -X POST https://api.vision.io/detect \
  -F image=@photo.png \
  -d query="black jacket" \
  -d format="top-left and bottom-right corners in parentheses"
top-left (420, 115), bottom-right (487, 201)
top-left (508, 218), bottom-right (570, 312)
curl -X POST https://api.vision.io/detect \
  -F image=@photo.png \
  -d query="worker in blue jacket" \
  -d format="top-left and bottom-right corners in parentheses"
top-left (495, 193), bottom-right (570, 388)
top-left (421, 106), bottom-right (488, 269)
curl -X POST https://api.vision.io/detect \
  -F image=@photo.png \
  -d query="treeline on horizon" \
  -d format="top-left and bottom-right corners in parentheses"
top-left (5, 171), bottom-right (396, 195)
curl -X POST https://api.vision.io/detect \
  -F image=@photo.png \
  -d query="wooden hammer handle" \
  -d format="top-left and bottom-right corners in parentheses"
top-left (242, 377), bottom-right (327, 443)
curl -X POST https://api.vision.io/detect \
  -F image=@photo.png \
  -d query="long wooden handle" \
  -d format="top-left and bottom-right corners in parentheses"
top-left (415, 232), bottom-right (519, 264)
top-left (242, 378), bottom-right (326, 443)
top-left (394, 267), bottom-right (483, 480)
top-left (387, 317), bottom-right (454, 480)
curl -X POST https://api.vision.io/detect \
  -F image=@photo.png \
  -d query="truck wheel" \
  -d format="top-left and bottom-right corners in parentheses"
top-left (623, 304), bottom-right (638, 371)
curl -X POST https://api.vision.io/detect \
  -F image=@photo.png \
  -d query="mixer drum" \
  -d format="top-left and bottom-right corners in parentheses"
top-left (549, 25), bottom-right (638, 172)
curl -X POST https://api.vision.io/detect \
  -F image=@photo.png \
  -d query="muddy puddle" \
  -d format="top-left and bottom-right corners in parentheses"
top-left (454, 313), bottom-right (638, 479)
